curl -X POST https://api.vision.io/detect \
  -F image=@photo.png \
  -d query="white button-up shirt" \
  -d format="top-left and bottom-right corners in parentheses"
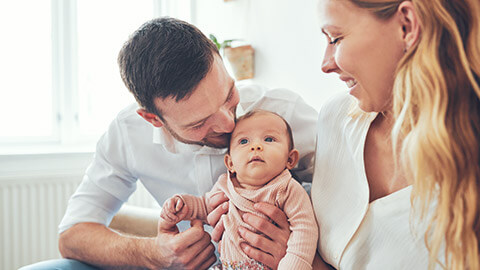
top-left (312, 92), bottom-right (445, 269)
top-left (59, 85), bottom-right (318, 233)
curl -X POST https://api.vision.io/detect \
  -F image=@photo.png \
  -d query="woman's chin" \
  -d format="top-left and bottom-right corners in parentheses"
top-left (355, 100), bottom-right (377, 113)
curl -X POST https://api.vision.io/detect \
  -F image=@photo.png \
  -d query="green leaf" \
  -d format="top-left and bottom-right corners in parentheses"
top-left (209, 34), bottom-right (221, 50)
top-left (209, 34), bottom-right (242, 50)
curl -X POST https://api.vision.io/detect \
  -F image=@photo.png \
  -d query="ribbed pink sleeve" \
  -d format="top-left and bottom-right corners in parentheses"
top-left (176, 194), bottom-right (209, 221)
top-left (176, 185), bottom-right (223, 222)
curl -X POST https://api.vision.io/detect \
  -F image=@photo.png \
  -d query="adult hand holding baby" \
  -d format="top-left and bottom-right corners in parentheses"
top-left (206, 191), bottom-right (291, 269)
top-left (155, 209), bottom-right (216, 269)
top-left (239, 202), bottom-right (291, 269)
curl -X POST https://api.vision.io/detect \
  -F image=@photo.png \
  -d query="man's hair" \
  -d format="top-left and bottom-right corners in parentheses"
top-left (229, 110), bottom-right (294, 152)
top-left (117, 17), bottom-right (219, 118)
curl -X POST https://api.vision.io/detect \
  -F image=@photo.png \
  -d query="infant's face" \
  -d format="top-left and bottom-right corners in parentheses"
top-left (227, 112), bottom-right (292, 189)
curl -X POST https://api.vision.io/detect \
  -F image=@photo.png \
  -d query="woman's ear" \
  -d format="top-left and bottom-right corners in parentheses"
top-left (286, 149), bottom-right (300, 170)
top-left (224, 154), bottom-right (235, 173)
top-left (398, 1), bottom-right (421, 50)
top-left (136, 108), bottom-right (164, 128)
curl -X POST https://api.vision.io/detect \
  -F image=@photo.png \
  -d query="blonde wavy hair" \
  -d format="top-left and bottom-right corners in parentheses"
top-left (350, 0), bottom-right (480, 269)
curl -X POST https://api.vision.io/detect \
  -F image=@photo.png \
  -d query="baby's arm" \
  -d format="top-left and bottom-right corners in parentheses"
top-left (160, 195), bottom-right (189, 225)
top-left (161, 189), bottom-right (223, 225)
top-left (160, 179), bottom-right (225, 226)
top-left (277, 180), bottom-right (319, 270)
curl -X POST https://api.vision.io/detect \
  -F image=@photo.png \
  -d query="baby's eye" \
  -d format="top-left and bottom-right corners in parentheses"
top-left (264, 137), bottom-right (274, 142)
top-left (239, 138), bottom-right (249, 145)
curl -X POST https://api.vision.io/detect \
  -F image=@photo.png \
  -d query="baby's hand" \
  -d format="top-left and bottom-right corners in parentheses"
top-left (160, 195), bottom-right (187, 223)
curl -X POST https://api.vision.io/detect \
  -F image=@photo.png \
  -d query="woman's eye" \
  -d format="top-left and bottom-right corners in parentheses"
top-left (264, 137), bottom-right (274, 142)
top-left (329, 37), bottom-right (341, 45)
top-left (240, 139), bottom-right (248, 145)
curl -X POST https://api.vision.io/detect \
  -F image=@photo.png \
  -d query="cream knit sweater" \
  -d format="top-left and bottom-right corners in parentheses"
top-left (177, 169), bottom-right (318, 270)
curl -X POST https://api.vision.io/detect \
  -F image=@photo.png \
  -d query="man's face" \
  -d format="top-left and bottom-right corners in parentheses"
top-left (154, 55), bottom-right (240, 148)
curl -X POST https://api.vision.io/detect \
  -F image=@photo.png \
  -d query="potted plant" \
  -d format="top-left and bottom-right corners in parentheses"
top-left (209, 34), bottom-right (254, 81)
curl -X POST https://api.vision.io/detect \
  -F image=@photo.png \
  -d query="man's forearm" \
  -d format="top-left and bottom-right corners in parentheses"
top-left (59, 222), bottom-right (157, 269)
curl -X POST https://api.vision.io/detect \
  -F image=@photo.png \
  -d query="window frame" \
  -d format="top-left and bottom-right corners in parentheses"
top-left (0, 0), bottom-right (176, 153)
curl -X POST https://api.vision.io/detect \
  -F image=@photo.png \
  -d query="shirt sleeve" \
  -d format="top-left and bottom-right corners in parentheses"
top-left (277, 179), bottom-right (319, 270)
top-left (58, 116), bottom-right (138, 234)
top-left (239, 85), bottom-right (318, 183)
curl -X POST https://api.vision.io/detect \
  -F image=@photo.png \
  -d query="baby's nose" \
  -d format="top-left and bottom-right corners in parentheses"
top-left (250, 144), bottom-right (263, 151)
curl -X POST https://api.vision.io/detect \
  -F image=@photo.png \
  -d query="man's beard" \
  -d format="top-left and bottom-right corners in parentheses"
top-left (162, 123), bottom-right (230, 149)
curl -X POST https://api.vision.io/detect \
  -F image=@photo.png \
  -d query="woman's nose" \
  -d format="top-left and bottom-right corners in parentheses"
top-left (321, 45), bottom-right (338, 74)
top-left (250, 144), bottom-right (263, 151)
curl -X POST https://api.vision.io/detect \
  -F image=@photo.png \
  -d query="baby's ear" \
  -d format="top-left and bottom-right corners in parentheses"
top-left (286, 149), bottom-right (299, 169)
top-left (224, 154), bottom-right (235, 173)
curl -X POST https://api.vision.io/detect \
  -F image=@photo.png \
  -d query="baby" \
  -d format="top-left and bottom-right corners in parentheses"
top-left (160, 110), bottom-right (318, 270)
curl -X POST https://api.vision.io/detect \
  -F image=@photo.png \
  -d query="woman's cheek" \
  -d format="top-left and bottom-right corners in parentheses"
top-left (335, 45), bottom-right (352, 74)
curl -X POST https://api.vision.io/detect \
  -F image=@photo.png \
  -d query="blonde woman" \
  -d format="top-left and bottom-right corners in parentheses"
top-left (312, 0), bottom-right (479, 269)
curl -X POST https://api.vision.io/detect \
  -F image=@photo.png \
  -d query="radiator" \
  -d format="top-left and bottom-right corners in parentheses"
top-left (0, 172), bottom-right (156, 270)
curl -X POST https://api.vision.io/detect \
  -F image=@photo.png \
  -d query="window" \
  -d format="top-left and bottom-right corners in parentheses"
top-left (76, 0), bottom-right (157, 137)
top-left (0, 0), bottom-right (180, 151)
top-left (0, 1), bottom-right (53, 143)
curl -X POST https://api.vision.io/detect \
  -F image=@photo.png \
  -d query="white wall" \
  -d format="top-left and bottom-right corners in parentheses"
top-left (194, 0), bottom-right (346, 111)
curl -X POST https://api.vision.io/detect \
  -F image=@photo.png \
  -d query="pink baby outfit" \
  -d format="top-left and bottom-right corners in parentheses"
top-left (177, 169), bottom-right (318, 270)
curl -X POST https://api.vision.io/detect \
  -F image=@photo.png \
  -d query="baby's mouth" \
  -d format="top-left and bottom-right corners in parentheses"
top-left (248, 156), bottom-right (265, 163)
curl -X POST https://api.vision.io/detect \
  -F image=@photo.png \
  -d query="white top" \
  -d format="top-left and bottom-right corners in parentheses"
top-left (311, 92), bottom-right (444, 269)
top-left (59, 84), bottom-right (318, 234)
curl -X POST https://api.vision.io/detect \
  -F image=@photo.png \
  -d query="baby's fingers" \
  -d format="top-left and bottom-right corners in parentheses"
top-left (175, 198), bottom-right (184, 212)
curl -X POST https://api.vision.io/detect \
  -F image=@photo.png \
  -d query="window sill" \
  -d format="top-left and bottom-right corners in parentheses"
top-left (0, 142), bottom-right (95, 155)
top-left (0, 144), bottom-right (95, 179)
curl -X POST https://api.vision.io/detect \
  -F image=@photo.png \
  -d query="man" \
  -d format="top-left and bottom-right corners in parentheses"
top-left (23, 17), bottom-right (317, 269)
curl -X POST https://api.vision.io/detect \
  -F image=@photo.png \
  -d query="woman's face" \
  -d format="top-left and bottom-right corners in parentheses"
top-left (318, 0), bottom-right (405, 112)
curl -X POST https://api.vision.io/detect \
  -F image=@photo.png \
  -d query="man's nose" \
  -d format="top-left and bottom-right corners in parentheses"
top-left (212, 107), bottom-right (235, 133)
top-left (321, 45), bottom-right (338, 74)
top-left (250, 143), bottom-right (263, 151)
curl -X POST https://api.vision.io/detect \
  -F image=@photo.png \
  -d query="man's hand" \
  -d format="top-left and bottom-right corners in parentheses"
top-left (206, 191), bottom-right (229, 242)
top-left (149, 218), bottom-right (217, 269)
top-left (238, 202), bottom-right (291, 269)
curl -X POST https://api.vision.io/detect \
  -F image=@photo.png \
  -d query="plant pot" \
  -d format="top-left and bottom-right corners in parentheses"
top-left (224, 45), bottom-right (254, 80)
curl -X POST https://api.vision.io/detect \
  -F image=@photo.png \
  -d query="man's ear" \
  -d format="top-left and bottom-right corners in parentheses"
top-left (136, 108), bottom-right (164, 128)
top-left (286, 149), bottom-right (299, 170)
top-left (398, 1), bottom-right (421, 50)
top-left (224, 154), bottom-right (235, 173)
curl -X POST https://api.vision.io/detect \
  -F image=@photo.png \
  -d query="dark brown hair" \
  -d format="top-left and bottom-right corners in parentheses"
top-left (117, 17), bottom-right (219, 118)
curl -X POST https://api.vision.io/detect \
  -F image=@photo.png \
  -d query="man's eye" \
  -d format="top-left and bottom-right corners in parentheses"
top-left (264, 137), bottom-right (274, 142)
top-left (240, 139), bottom-right (248, 144)
top-left (191, 122), bottom-right (205, 130)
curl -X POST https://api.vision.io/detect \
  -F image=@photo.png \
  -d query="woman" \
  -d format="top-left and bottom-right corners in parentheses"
top-left (312, 0), bottom-right (479, 269)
